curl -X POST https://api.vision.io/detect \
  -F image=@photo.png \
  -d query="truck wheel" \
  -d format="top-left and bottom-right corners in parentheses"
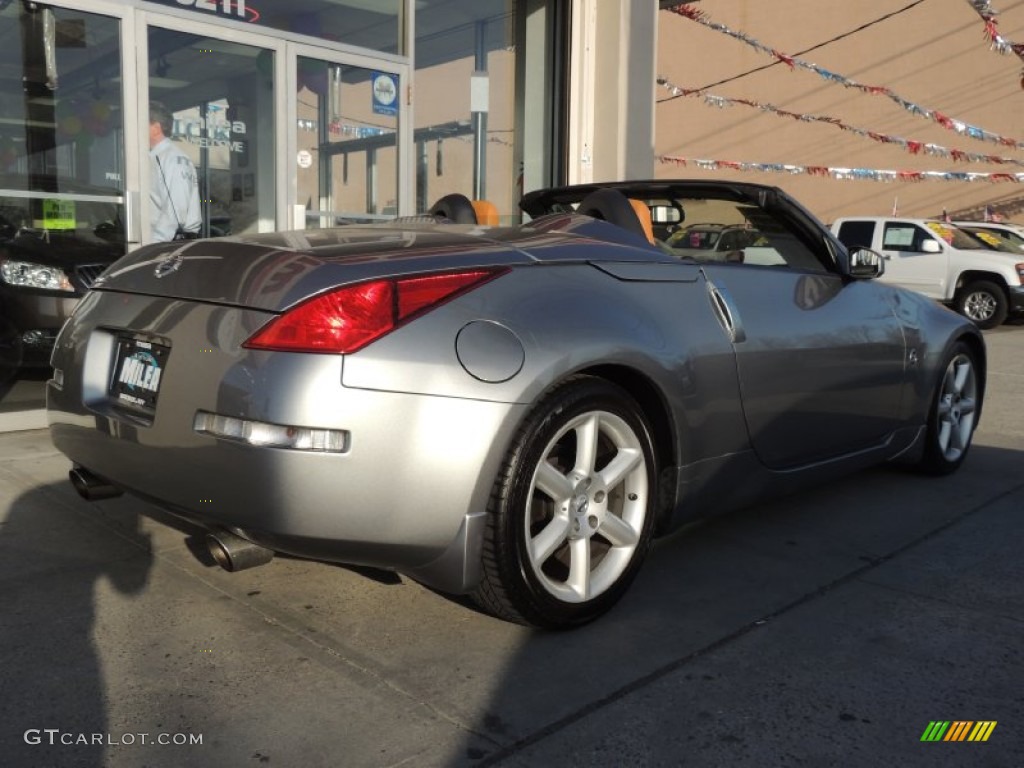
top-left (955, 280), bottom-right (1007, 329)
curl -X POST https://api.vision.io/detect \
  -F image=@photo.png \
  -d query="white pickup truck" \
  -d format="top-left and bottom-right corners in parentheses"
top-left (831, 216), bottom-right (1024, 328)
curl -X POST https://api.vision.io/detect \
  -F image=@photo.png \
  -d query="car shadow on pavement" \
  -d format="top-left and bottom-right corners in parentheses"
top-left (0, 481), bottom-right (153, 767)
top-left (440, 444), bottom-right (1024, 767)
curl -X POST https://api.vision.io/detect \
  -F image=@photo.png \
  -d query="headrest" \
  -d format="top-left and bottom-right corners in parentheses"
top-left (429, 193), bottom-right (477, 224)
top-left (576, 188), bottom-right (651, 243)
top-left (471, 200), bottom-right (500, 226)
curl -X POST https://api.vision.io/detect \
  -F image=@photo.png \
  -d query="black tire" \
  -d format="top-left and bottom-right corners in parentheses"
top-left (473, 376), bottom-right (658, 629)
top-left (955, 280), bottom-right (1008, 329)
top-left (917, 341), bottom-right (981, 475)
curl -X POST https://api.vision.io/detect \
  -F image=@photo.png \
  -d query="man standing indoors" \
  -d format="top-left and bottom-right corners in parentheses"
top-left (148, 101), bottom-right (201, 242)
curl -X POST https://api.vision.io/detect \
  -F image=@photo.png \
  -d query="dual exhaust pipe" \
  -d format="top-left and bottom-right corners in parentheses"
top-left (69, 466), bottom-right (123, 501)
top-left (205, 529), bottom-right (274, 572)
top-left (69, 466), bottom-right (274, 572)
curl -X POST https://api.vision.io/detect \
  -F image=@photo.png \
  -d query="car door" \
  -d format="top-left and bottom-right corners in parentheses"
top-left (875, 221), bottom-right (950, 298)
top-left (700, 204), bottom-right (907, 470)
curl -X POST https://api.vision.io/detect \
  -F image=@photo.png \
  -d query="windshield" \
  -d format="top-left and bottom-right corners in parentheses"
top-left (960, 227), bottom-right (1022, 253)
top-left (924, 221), bottom-right (991, 250)
top-left (666, 228), bottom-right (721, 249)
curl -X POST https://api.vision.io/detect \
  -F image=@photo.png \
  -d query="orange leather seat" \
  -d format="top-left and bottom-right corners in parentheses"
top-left (629, 199), bottom-right (656, 244)
top-left (472, 199), bottom-right (500, 226)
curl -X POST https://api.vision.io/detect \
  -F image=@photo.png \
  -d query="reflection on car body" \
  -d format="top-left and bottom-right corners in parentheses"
top-left (48, 180), bottom-right (985, 628)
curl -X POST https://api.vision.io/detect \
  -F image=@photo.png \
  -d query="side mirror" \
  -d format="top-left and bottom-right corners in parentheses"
top-left (921, 239), bottom-right (942, 254)
top-left (848, 247), bottom-right (884, 279)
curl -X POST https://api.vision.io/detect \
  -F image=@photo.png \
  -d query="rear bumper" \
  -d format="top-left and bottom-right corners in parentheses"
top-left (45, 291), bottom-right (526, 593)
top-left (49, 384), bottom-right (523, 593)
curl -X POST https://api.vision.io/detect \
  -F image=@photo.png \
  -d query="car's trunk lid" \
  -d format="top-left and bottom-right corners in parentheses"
top-left (92, 224), bottom-right (536, 312)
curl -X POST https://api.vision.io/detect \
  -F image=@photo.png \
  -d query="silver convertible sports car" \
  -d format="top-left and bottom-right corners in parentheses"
top-left (47, 181), bottom-right (985, 628)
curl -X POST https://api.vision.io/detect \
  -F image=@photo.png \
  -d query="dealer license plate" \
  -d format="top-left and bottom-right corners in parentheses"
top-left (110, 337), bottom-right (170, 411)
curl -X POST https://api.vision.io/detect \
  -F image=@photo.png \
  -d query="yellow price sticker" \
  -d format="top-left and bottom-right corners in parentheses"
top-left (42, 199), bottom-right (76, 230)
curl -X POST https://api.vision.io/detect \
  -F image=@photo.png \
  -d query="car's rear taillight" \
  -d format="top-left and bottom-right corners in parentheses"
top-left (243, 268), bottom-right (505, 353)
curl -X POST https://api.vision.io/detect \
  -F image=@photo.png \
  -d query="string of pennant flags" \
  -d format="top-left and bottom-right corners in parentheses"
top-left (665, 3), bottom-right (1024, 149)
top-left (966, 0), bottom-right (1024, 62)
top-left (657, 75), bottom-right (1024, 167)
top-left (657, 154), bottom-right (1024, 183)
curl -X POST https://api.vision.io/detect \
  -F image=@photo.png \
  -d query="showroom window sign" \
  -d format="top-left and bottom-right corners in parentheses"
top-left (372, 72), bottom-right (399, 117)
top-left (172, 111), bottom-right (248, 153)
top-left (144, 0), bottom-right (255, 22)
top-left (142, 0), bottom-right (403, 54)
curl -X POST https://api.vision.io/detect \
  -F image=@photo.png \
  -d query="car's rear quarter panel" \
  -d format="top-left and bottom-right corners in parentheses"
top-left (341, 262), bottom-right (751, 466)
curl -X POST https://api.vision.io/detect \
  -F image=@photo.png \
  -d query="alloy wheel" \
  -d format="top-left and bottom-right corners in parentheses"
top-left (524, 409), bottom-right (649, 603)
top-left (934, 353), bottom-right (978, 463)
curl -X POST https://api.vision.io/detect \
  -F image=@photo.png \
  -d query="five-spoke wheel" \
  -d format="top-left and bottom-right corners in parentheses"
top-left (474, 377), bottom-right (657, 628)
top-left (919, 342), bottom-right (981, 474)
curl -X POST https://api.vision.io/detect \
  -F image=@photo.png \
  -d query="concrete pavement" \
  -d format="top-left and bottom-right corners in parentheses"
top-left (0, 323), bottom-right (1021, 768)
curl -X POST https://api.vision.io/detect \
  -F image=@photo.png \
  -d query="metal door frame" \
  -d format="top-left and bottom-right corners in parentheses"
top-left (47, 2), bottom-right (413, 244)
top-left (285, 40), bottom-right (411, 227)
top-left (0, 0), bottom-right (135, 241)
top-left (133, 11), bottom-right (291, 244)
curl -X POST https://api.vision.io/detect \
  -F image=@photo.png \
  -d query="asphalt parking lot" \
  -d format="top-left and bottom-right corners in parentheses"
top-left (1, 322), bottom-right (1022, 768)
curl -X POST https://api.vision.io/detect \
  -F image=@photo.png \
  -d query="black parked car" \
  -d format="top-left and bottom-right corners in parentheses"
top-left (0, 182), bottom-right (124, 373)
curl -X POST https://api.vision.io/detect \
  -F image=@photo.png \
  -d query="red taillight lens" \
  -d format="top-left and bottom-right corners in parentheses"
top-left (243, 268), bottom-right (503, 354)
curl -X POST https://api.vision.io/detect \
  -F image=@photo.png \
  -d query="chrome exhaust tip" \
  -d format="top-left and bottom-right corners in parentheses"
top-left (69, 466), bottom-right (123, 501)
top-left (206, 529), bottom-right (274, 572)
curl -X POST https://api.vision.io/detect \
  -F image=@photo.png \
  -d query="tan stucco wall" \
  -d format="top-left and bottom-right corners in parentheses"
top-left (655, 1), bottom-right (1024, 225)
top-left (568, 0), bottom-right (657, 184)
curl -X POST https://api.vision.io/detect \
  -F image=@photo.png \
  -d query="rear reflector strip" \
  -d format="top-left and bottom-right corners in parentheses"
top-left (193, 411), bottom-right (349, 453)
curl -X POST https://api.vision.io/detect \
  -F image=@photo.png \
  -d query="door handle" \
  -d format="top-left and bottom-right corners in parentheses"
top-left (707, 281), bottom-right (746, 343)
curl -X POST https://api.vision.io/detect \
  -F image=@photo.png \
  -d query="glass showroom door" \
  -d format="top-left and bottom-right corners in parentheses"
top-left (293, 52), bottom-right (405, 227)
top-left (0, 1), bottom-right (130, 423)
top-left (143, 20), bottom-right (281, 243)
